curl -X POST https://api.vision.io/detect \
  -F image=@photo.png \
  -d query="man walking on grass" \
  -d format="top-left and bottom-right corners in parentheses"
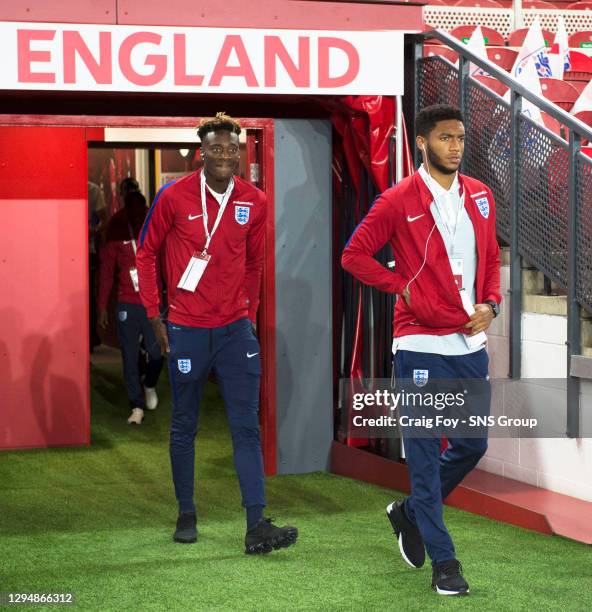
top-left (342, 105), bottom-right (501, 595)
top-left (137, 112), bottom-right (297, 554)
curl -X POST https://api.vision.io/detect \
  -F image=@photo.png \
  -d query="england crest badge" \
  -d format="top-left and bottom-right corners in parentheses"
top-left (235, 205), bottom-right (250, 225)
top-left (413, 369), bottom-right (429, 388)
top-left (178, 359), bottom-right (192, 374)
top-left (475, 196), bottom-right (489, 219)
top-left (118, 311), bottom-right (127, 322)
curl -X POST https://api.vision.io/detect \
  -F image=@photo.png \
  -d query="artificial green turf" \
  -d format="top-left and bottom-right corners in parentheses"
top-left (1, 361), bottom-right (591, 611)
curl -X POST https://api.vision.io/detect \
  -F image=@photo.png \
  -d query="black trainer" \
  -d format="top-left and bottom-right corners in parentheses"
top-left (386, 499), bottom-right (425, 568)
top-left (431, 559), bottom-right (469, 595)
top-left (245, 518), bottom-right (298, 555)
top-left (173, 511), bottom-right (197, 544)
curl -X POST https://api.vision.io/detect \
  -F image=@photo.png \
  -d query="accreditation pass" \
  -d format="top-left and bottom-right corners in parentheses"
top-left (177, 251), bottom-right (211, 292)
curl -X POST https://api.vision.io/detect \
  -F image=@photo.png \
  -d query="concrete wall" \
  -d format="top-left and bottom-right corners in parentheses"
top-left (482, 265), bottom-right (592, 502)
top-left (274, 119), bottom-right (333, 474)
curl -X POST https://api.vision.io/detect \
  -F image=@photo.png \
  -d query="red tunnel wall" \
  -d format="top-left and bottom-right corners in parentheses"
top-left (0, 127), bottom-right (89, 449)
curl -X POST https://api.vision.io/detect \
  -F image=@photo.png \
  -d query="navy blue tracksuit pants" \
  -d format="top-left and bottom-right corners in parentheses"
top-left (394, 348), bottom-right (490, 565)
top-left (167, 317), bottom-right (265, 514)
top-left (115, 302), bottom-right (164, 409)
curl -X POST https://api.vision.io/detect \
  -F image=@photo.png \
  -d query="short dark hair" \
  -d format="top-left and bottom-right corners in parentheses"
top-left (119, 177), bottom-right (139, 194)
top-left (415, 105), bottom-right (464, 138)
top-left (197, 112), bottom-right (242, 141)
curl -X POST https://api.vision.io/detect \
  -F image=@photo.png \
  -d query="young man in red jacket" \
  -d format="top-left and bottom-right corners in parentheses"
top-left (98, 189), bottom-right (164, 425)
top-left (136, 113), bottom-right (297, 554)
top-left (342, 105), bottom-right (501, 596)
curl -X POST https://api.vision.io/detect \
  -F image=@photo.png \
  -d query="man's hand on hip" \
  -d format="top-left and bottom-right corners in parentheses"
top-left (150, 316), bottom-right (170, 355)
top-left (464, 304), bottom-right (494, 336)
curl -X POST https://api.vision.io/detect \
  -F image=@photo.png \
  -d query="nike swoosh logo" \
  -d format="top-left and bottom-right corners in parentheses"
top-left (188, 214), bottom-right (203, 220)
top-left (123, 240), bottom-right (132, 244)
top-left (407, 214), bottom-right (425, 222)
top-left (247, 352), bottom-right (259, 358)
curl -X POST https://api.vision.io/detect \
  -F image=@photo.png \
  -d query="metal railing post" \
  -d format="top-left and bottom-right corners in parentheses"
top-left (413, 36), bottom-right (423, 170)
top-left (458, 54), bottom-right (469, 175)
top-left (509, 91), bottom-right (522, 379)
top-left (567, 129), bottom-right (582, 438)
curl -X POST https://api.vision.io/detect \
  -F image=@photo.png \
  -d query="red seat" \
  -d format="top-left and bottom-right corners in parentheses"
top-left (472, 75), bottom-right (510, 97)
top-left (507, 27), bottom-right (555, 48)
top-left (486, 47), bottom-right (518, 71)
top-left (567, 1), bottom-right (592, 8)
top-left (450, 25), bottom-right (506, 47)
top-left (570, 80), bottom-right (588, 94)
top-left (574, 112), bottom-right (592, 129)
top-left (541, 113), bottom-right (563, 138)
top-left (523, 0), bottom-right (558, 6)
top-left (423, 44), bottom-right (459, 64)
top-left (568, 31), bottom-right (592, 49)
top-left (454, 0), bottom-right (504, 6)
top-left (424, 23), bottom-right (443, 46)
top-left (539, 78), bottom-right (580, 111)
top-left (564, 50), bottom-right (592, 85)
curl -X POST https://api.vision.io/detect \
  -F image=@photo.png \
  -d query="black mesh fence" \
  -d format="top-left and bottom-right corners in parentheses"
top-left (418, 56), bottom-right (592, 308)
top-left (465, 79), bottom-right (512, 242)
top-left (516, 115), bottom-right (569, 288)
top-left (576, 151), bottom-right (592, 312)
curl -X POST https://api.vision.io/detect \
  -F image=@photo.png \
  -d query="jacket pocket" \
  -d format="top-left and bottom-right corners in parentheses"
top-left (408, 280), bottom-right (468, 328)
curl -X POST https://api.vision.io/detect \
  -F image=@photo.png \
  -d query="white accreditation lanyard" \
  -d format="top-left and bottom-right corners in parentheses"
top-left (177, 172), bottom-right (235, 292)
top-left (432, 184), bottom-right (464, 248)
top-left (127, 223), bottom-right (139, 292)
top-left (425, 170), bottom-right (465, 288)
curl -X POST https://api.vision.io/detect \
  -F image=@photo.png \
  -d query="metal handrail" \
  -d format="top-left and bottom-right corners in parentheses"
top-left (415, 29), bottom-right (590, 437)
top-left (422, 28), bottom-right (592, 141)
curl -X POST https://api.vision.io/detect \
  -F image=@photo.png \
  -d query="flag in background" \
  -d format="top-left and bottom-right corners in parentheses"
top-left (466, 25), bottom-right (489, 77)
top-left (571, 78), bottom-right (592, 116)
top-left (505, 56), bottom-right (544, 124)
top-left (549, 16), bottom-right (571, 80)
top-left (511, 17), bottom-right (553, 79)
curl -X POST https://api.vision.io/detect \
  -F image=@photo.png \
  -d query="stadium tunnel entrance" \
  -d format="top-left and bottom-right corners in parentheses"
top-left (0, 3), bottom-right (421, 474)
top-left (0, 89), bottom-right (413, 475)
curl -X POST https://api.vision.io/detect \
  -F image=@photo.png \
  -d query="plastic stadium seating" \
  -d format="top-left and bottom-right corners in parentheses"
top-left (454, 0), bottom-right (504, 6)
top-left (574, 111), bottom-right (592, 129)
top-left (570, 80), bottom-right (588, 94)
top-left (472, 74), bottom-right (510, 96)
top-left (541, 113), bottom-right (563, 138)
top-left (522, 0), bottom-right (558, 6)
top-left (507, 27), bottom-right (555, 48)
top-left (424, 44), bottom-right (459, 63)
top-left (567, 1), bottom-right (592, 8)
top-left (486, 47), bottom-right (519, 71)
top-left (450, 25), bottom-right (506, 47)
top-left (568, 30), bottom-right (592, 49)
top-left (564, 51), bottom-right (592, 87)
top-left (539, 78), bottom-right (580, 111)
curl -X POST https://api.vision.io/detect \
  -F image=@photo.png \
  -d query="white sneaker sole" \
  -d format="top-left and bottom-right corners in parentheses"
top-left (435, 586), bottom-right (470, 596)
top-left (386, 502), bottom-right (421, 569)
top-left (144, 388), bottom-right (158, 411)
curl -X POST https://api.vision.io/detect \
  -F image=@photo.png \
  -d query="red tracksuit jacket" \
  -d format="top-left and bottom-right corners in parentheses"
top-left (136, 170), bottom-right (266, 327)
top-left (341, 171), bottom-right (501, 338)
top-left (98, 209), bottom-right (144, 310)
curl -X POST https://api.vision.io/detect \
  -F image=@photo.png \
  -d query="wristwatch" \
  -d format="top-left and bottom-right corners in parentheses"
top-left (484, 300), bottom-right (500, 318)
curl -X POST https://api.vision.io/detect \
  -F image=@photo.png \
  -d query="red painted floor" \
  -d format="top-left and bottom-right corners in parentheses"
top-left (330, 441), bottom-right (592, 544)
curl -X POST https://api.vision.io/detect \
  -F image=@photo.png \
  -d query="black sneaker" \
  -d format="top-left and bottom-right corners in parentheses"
top-left (431, 559), bottom-right (469, 595)
top-left (245, 518), bottom-right (298, 555)
top-left (173, 511), bottom-right (197, 544)
top-left (386, 500), bottom-right (425, 568)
